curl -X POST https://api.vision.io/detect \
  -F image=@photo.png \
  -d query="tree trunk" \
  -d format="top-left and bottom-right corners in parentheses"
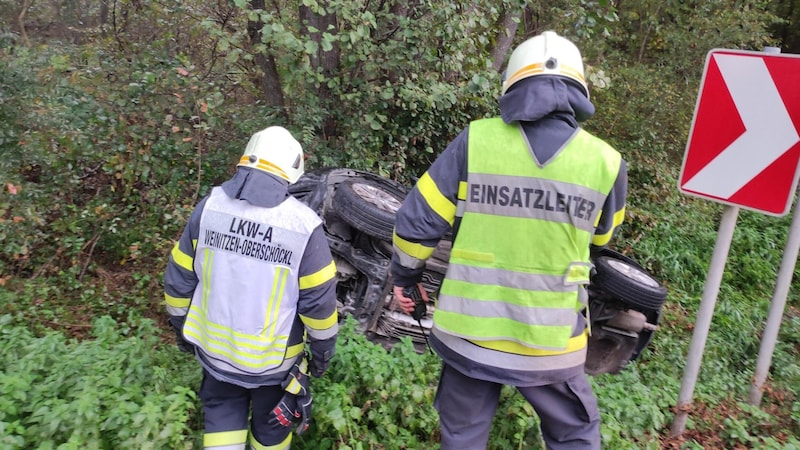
top-left (522, 4), bottom-right (542, 38)
top-left (771, 0), bottom-right (800, 53)
top-left (490, 6), bottom-right (521, 72)
top-left (248, 0), bottom-right (285, 112)
top-left (299, 2), bottom-right (340, 138)
top-left (100, 0), bottom-right (109, 36)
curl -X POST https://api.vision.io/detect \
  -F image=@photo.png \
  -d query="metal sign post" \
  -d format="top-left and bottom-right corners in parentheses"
top-left (749, 189), bottom-right (800, 405)
top-left (669, 205), bottom-right (739, 437)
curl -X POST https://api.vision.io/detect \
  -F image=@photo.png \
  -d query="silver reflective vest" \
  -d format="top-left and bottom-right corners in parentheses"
top-left (435, 118), bottom-right (621, 353)
top-left (183, 187), bottom-right (321, 376)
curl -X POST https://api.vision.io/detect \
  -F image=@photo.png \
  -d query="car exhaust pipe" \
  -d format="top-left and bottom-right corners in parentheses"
top-left (606, 309), bottom-right (658, 333)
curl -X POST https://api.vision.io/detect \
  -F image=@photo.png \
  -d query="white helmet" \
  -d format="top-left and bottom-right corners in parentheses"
top-left (501, 31), bottom-right (589, 98)
top-left (237, 126), bottom-right (304, 184)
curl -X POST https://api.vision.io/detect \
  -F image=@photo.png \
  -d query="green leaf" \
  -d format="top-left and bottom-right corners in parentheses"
top-left (304, 40), bottom-right (319, 55)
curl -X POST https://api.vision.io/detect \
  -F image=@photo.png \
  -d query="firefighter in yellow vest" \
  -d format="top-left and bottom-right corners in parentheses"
top-left (164, 126), bottom-right (338, 450)
top-left (392, 31), bottom-right (627, 450)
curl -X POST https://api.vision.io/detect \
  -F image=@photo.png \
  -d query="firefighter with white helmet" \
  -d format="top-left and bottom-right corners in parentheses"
top-left (238, 126), bottom-right (306, 183)
top-left (391, 31), bottom-right (627, 449)
top-left (502, 30), bottom-right (590, 98)
top-left (164, 126), bottom-right (338, 449)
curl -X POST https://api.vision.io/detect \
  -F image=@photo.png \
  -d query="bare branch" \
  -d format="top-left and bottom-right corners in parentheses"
top-left (17, 0), bottom-right (33, 46)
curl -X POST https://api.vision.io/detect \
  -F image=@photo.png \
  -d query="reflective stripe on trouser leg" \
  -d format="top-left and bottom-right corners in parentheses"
top-left (250, 432), bottom-right (291, 450)
top-left (200, 370), bottom-right (250, 450)
top-left (433, 363), bottom-right (501, 450)
top-left (517, 373), bottom-right (601, 450)
top-left (204, 430), bottom-right (248, 450)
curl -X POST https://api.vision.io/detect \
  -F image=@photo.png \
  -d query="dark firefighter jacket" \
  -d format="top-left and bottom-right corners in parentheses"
top-left (391, 76), bottom-right (628, 385)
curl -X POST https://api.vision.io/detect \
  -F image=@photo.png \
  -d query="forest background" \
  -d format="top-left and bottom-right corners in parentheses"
top-left (1, 0), bottom-right (800, 448)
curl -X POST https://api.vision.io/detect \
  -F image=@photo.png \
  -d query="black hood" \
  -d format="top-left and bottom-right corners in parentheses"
top-left (499, 75), bottom-right (595, 124)
top-left (220, 166), bottom-right (289, 208)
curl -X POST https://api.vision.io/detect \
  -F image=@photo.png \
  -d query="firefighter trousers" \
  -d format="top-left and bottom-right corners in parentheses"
top-left (200, 369), bottom-right (293, 450)
top-left (434, 363), bottom-right (601, 450)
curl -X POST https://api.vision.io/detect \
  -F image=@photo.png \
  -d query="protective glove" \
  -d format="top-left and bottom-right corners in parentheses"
top-left (281, 357), bottom-right (310, 396)
top-left (174, 328), bottom-right (194, 353)
top-left (168, 316), bottom-right (194, 354)
top-left (308, 335), bottom-right (336, 378)
top-left (274, 355), bottom-right (313, 435)
top-left (295, 391), bottom-right (313, 435)
top-left (267, 393), bottom-right (300, 429)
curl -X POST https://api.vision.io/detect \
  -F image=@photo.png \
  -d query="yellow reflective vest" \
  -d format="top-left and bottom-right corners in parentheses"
top-left (434, 118), bottom-right (621, 353)
top-left (183, 187), bottom-right (322, 376)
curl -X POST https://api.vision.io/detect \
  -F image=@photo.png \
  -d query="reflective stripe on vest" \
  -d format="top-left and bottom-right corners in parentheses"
top-left (184, 188), bottom-right (320, 376)
top-left (435, 118), bottom-right (620, 352)
top-left (432, 327), bottom-right (589, 371)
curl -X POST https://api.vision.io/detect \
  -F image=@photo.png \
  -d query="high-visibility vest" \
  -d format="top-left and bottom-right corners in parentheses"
top-left (183, 187), bottom-right (321, 376)
top-left (435, 118), bottom-right (621, 352)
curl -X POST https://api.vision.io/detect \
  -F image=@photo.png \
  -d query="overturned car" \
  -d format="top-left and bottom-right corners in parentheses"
top-left (290, 168), bottom-right (668, 375)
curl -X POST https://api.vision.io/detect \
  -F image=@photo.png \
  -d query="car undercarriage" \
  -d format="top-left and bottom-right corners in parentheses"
top-left (290, 168), bottom-right (668, 375)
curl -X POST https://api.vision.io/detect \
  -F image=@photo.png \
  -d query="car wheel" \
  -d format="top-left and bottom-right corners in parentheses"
top-left (333, 177), bottom-right (407, 241)
top-left (592, 251), bottom-right (667, 311)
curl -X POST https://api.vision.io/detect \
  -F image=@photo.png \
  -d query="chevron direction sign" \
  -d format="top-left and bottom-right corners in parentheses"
top-left (679, 49), bottom-right (800, 216)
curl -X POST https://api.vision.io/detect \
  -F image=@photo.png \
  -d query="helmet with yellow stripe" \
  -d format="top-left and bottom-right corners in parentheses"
top-left (501, 31), bottom-right (589, 98)
top-left (238, 126), bottom-right (304, 184)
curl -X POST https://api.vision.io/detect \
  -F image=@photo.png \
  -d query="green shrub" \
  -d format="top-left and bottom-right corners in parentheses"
top-left (294, 317), bottom-right (549, 449)
top-left (0, 314), bottom-right (198, 449)
top-left (294, 317), bottom-right (440, 449)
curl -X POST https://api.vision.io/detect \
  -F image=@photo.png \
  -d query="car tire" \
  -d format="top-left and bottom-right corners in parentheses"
top-left (592, 251), bottom-right (667, 311)
top-left (333, 177), bottom-right (407, 241)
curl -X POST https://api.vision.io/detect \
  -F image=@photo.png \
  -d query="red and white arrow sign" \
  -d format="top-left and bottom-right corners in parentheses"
top-left (679, 49), bottom-right (800, 216)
